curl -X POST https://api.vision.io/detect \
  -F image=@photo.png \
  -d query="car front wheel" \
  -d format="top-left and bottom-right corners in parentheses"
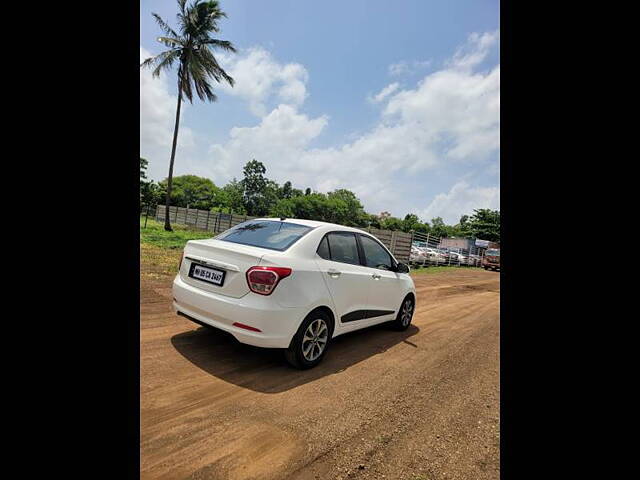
top-left (391, 296), bottom-right (414, 331)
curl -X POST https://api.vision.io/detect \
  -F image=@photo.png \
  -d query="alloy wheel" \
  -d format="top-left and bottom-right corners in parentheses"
top-left (401, 299), bottom-right (414, 327)
top-left (302, 318), bottom-right (328, 361)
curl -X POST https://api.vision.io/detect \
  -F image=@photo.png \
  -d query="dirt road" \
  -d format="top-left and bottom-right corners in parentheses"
top-left (141, 268), bottom-right (499, 480)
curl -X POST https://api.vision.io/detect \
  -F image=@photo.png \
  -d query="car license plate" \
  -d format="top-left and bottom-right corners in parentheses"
top-left (188, 263), bottom-right (225, 286)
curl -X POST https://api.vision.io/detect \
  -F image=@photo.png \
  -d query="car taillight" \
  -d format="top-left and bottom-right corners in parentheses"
top-left (246, 266), bottom-right (292, 295)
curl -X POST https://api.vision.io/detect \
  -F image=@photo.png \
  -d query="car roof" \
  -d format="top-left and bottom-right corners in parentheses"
top-left (251, 217), bottom-right (368, 233)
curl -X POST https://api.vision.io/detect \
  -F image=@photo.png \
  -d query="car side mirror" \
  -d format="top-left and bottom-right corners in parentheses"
top-left (395, 262), bottom-right (410, 274)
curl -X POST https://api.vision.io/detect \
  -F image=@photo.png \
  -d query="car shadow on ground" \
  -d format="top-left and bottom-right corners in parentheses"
top-left (170, 322), bottom-right (420, 394)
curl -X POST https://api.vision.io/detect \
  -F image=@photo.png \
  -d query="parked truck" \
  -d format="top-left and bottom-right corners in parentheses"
top-left (483, 248), bottom-right (500, 271)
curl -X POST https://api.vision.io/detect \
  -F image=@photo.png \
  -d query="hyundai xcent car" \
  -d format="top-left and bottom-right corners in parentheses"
top-left (172, 218), bottom-right (417, 369)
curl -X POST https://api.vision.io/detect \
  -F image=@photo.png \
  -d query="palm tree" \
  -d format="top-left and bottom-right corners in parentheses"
top-left (141, 0), bottom-right (236, 231)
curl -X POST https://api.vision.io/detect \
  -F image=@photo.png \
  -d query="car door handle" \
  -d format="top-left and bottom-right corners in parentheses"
top-left (327, 269), bottom-right (341, 278)
top-left (372, 273), bottom-right (381, 280)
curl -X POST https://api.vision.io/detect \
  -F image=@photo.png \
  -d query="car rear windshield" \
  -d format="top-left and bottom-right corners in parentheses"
top-left (215, 220), bottom-right (313, 251)
top-left (486, 249), bottom-right (500, 256)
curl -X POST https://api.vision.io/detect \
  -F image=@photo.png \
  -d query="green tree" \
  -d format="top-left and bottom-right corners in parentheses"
top-left (291, 187), bottom-right (304, 198)
top-left (140, 157), bottom-right (161, 212)
top-left (271, 193), bottom-right (323, 221)
top-left (430, 217), bottom-right (449, 238)
top-left (365, 213), bottom-right (382, 229)
top-left (140, 157), bottom-right (149, 179)
top-left (141, 0), bottom-right (236, 231)
top-left (240, 160), bottom-right (280, 216)
top-left (279, 181), bottom-right (293, 200)
top-left (451, 214), bottom-right (471, 237)
top-left (402, 213), bottom-right (421, 233)
top-left (254, 179), bottom-right (281, 216)
top-left (220, 178), bottom-right (246, 213)
top-left (140, 181), bottom-right (162, 211)
top-left (270, 198), bottom-right (296, 218)
top-left (466, 209), bottom-right (500, 242)
top-left (414, 221), bottom-right (431, 234)
top-left (327, 189), bottom-right (367, 226)
top-left (381, 216), bottom-right (403, 231)
top-left (159, 175), bottom-right (219, 210)
top-left (240, 159), bottom-right (266, 214)
top-left (271, 193), bottom-right (331, 222)
top-left (270, 188), bottom-right (369, 226)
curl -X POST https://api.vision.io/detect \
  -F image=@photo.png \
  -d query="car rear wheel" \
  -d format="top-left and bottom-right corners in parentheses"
top-left (284, 310), bottom-right (333, 369)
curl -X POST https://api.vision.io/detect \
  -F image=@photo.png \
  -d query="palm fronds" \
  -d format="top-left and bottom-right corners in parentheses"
top-left (152, 13), bottom-right (178, 38)
top-left (141, 0), bottom-right (235, 101)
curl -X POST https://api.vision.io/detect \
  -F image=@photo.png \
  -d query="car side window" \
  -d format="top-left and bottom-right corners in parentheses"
top-left (359, 234), bottom-right (393, 270)
top-left (316, 236), bottom-right (331, 260)
top-left (325, 232), bottom-right (361, 265)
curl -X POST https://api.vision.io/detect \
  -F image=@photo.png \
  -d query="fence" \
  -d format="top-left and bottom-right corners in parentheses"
top-left (152, 204), bottom-right (255, 233)
top-left (142, 204), bottom-right (492, 268)
top-left (142, 204), bottom-right (414, 263)
top-left (409, 230), bottom-right (487, 268)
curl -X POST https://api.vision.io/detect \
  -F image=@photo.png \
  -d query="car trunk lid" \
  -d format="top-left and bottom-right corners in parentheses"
top-left (180, 239), bottom-right (270, 298)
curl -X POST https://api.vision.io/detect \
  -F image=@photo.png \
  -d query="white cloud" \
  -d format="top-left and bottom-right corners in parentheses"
top-left (208, 102), bottom-right (442, 212)
top-left (418, 181), bottom-right (500, 225)
top-left (383, 63), bottom-right (500, 163)
top-left (216, 47), bottom-right (309, 117)
top-left (140, 46), bottom-right (195, 180)
top-left (208, 104), bottom-right (328, 180)
top-left (190, 30), bottom-right (499, 216)
top-left (368, 82), bottom-right (400, 103)
top-left (448, 31), bottom-right (499, 71)
top-left (389, 62), bottom-right (410, 76)
top-left (388, 59), bottom-right (432, 76)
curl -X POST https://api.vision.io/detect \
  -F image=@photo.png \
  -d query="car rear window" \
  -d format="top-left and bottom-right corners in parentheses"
top-left (486, 249), bottom-right (500, 256)
top-left (216, 220), bottom-right (313, 251)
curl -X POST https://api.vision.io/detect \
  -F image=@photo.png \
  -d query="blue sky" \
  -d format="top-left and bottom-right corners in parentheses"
top-left (140, 0), bottom-right (500, 224)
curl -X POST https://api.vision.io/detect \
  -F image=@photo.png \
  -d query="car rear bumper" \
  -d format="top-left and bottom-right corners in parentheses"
top-left (172, 275), bottom-right (305, 348)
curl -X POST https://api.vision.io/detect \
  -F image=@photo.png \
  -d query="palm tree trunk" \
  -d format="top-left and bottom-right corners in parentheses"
top-left (164, 85), bottom-right (183, 232)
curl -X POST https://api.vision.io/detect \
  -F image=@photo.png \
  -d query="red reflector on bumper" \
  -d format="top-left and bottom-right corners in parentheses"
top-left (232, 322), bottom-right (262, 332)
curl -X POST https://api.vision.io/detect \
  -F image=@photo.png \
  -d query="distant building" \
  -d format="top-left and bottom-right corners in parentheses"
top-left (439, 237), bottom-right (499, 253)
top-left (439, 237), bottom-right (476, 251)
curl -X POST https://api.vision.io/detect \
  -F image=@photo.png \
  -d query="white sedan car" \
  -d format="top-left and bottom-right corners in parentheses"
top-left (410, 245), bottom-right (427, 263)
top-left (172, 218), bottom-right (417, 369)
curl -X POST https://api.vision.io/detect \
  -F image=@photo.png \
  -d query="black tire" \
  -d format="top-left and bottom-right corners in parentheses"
top-left (391, 296), bottom-right (415, 331)
top-left (284, 310), bottom-right (334, 369)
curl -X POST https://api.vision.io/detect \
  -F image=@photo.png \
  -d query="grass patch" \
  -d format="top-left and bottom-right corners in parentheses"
top-left (410, 266), bottom-right (469, 275)
top-left (140, 217), bottom-right (213, 249)
top-left (140, 243), bottom-right (183, 277)
top-left (140, 218), bottom-right (213, 277)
